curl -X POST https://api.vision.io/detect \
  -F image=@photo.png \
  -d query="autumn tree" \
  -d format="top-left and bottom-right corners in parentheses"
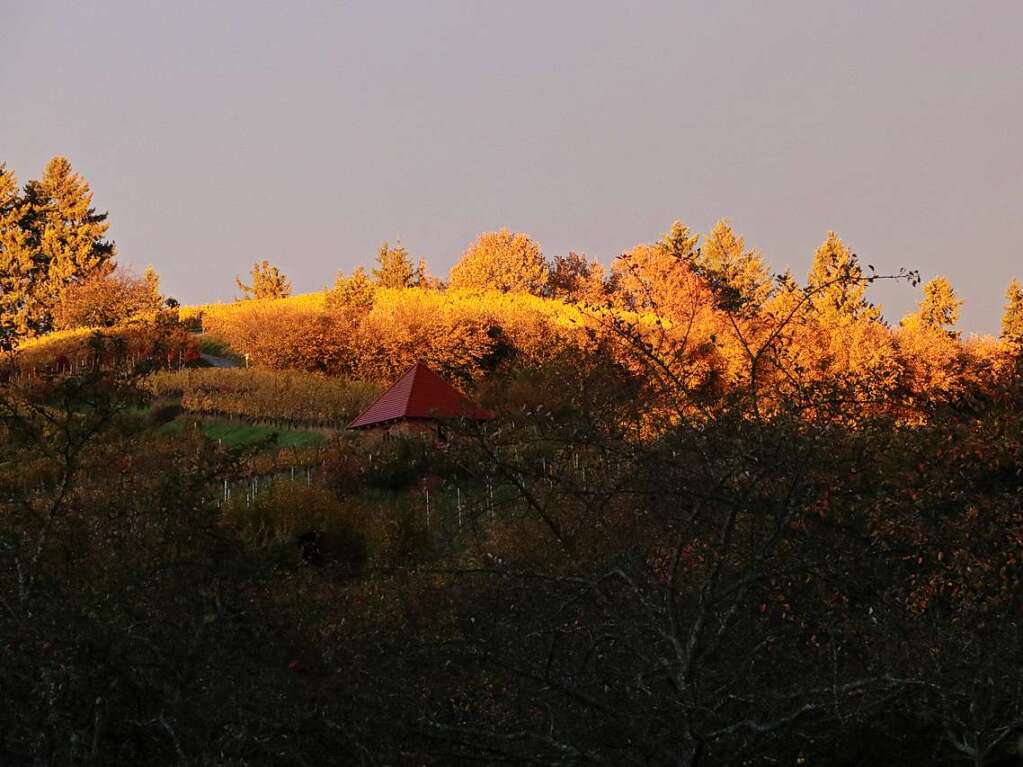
top-left (911, 276), bottom-right (962, 335)
top-left (897, 276), bottom-right (966, 403)
top-left (327, 266), bottom-right (375, 313)
top-left (372, 241), bottom-right (415, 288)
top-left (236, 259), bottom-right (292, 300)
top-left (696, 218), bottom-right (771, 311)
top-left (547, 252), bottom-right (606, 303)
top-left (807, 231), bottom-right (876, 321)
top-left (0, 164), bottom-right (29, 347)
top-left (0, 157), bottom-right (116, 337)
top-left (610, 220), bottom-right (700, 311)
top-left (449, 229), bottom-right (548, 295)
top-left (53, 267), bottom-right (165, 330)
top-left (1001, 278), bottom-right (1023, 352)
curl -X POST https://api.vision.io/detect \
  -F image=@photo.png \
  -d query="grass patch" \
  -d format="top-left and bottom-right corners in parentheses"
top-left (197, 335), bottom-right (241, 361)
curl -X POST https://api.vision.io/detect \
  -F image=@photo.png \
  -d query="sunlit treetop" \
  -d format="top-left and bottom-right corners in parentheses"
top-left (807, 231), bottom-right (877, 321)
top-left (915, 276), bottom-right (962, 332)
top-left (449, 229), bottom-right (548, 296)
top-left (1002, 278), bottom-right (1023, 350)
top-left (236, 260), bottom-right (292, 300)
top-left (372, 241), bottom-right (416, 289)
top-left (696, 218), bottom-right (772, 312)
top-left (0, 156), bottom-right (115, 339)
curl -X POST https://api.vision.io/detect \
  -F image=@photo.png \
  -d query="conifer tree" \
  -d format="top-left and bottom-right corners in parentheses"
top-left (449, 230), bottom-right (548, 295)
top-left (697, 219), bottom-right (771, 311)
top-left (807, 231), bottom-right (876, 320)
top-left (1, 157), bottom-right (116, 336)
top-left (659, 220), bottom-right (700, 263)
top-left (143, 265), bottom-right (162, 304)
top-left (914, 276), bottom-right (962, 334)
top-left (372, 242), bottom-right (415, 288)
top-left (1002, 278), bottom-right (1023, 351)
top-left (236, 260), bottom-right (292, 300)
top-left (0, 164), bottom-right (30, 345)
top-left (23, 156), bottom-right (116, 284)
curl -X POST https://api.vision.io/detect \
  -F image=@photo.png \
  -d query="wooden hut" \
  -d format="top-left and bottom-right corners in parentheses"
top-left (347, 362), bottom-right (493, 440)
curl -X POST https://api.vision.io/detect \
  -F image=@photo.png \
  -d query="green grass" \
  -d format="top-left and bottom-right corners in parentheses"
top-left (161, 417), bottom-right (327, 449)
top-left (197, 335), bottom-right (242, 362)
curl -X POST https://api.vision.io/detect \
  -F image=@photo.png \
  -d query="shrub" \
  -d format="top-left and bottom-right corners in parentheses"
top-left (222, 481), bottom-right (368, 571)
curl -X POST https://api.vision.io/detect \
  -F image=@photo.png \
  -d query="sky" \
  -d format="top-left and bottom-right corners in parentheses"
top-left (2, 0), bottom-right (1021, 334)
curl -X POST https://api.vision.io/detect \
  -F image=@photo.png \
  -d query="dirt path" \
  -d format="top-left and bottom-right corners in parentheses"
top-left (200, 353), bottom-right (241, 368)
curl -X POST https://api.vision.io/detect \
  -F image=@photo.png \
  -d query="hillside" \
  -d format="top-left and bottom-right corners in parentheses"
top-left (5, 212), bottom-right (1023, 765)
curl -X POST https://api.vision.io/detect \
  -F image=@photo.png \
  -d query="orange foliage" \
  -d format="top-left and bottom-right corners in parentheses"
top-left (200, 288), bottom-right (605, 386)
top-left (14, 322), bottom-right (197, 374)
top-left (53, 269), bottom-right (163, 330)
top-left (96, 222), bottom-right (1020, 430)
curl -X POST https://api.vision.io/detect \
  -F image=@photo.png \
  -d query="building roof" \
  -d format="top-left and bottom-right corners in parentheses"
top-left (348, 362), bottom-right (494, 429)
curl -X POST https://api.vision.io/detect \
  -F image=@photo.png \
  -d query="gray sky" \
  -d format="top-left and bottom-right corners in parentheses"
top-left (3, 0), bottom-right (1020, 333)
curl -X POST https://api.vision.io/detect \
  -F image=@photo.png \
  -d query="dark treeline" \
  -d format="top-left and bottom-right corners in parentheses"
top-left (4, 282), bottom-right (1023, 765)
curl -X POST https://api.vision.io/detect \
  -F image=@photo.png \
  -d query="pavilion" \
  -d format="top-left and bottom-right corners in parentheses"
top-left (347, 362), bottom-right (493, 439)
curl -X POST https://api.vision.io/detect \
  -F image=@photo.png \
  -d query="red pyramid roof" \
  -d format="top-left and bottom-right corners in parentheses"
top-left (348, 362), bottom-right (494, 429)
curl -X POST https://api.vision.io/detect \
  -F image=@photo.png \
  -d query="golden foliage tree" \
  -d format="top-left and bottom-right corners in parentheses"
top-left (696, 219), bottom-right (771, 311)
top-left (912, 276), bottom-right (962, 334)
top-left (236, 260), bottom-right (292, 300)
top-left (25, 156), bottom-right (116, 286)
top-left (1001, 278), bottom-right (1023, 352)
top-left (327, 266), bottom-right (376, 314)
top-left (807, 231), bottom-right (875, 321)
top-left (547, 252), bottom-right (606, 303)
top-left (896, 277), bottom-right (967, 403)
top-left (0, 157), bottom-right (116, 337)
top-left (610, 225), bottom-right (700, 357)
top-left (53, 268), bottom-right (164, 330)
top-left (0, 164), bottom-right (29, 346)
top-left (372, 242), bottom-right (415, 288)
top-left (357, 290), bottom-right (498, 382)
top-left (449, 229), bottom-right (548, 295)
top-left (611, 220), bottom-right (700, 312)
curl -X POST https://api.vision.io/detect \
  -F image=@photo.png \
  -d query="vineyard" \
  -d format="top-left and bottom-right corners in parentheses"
top-left (12, 321), bottom-right (199, 372)
top-left (146, 367), bottom-right (380, 428)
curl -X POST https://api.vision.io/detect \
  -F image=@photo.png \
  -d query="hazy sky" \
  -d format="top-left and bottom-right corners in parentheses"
top-left (3, 1), bottom-right (1021, 333)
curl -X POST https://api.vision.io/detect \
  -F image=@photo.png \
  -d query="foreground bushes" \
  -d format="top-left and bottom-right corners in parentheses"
top-left (5, 345), bottom-right (1023, 765)
top-left (7, 256), bottom-right (1023, 764)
